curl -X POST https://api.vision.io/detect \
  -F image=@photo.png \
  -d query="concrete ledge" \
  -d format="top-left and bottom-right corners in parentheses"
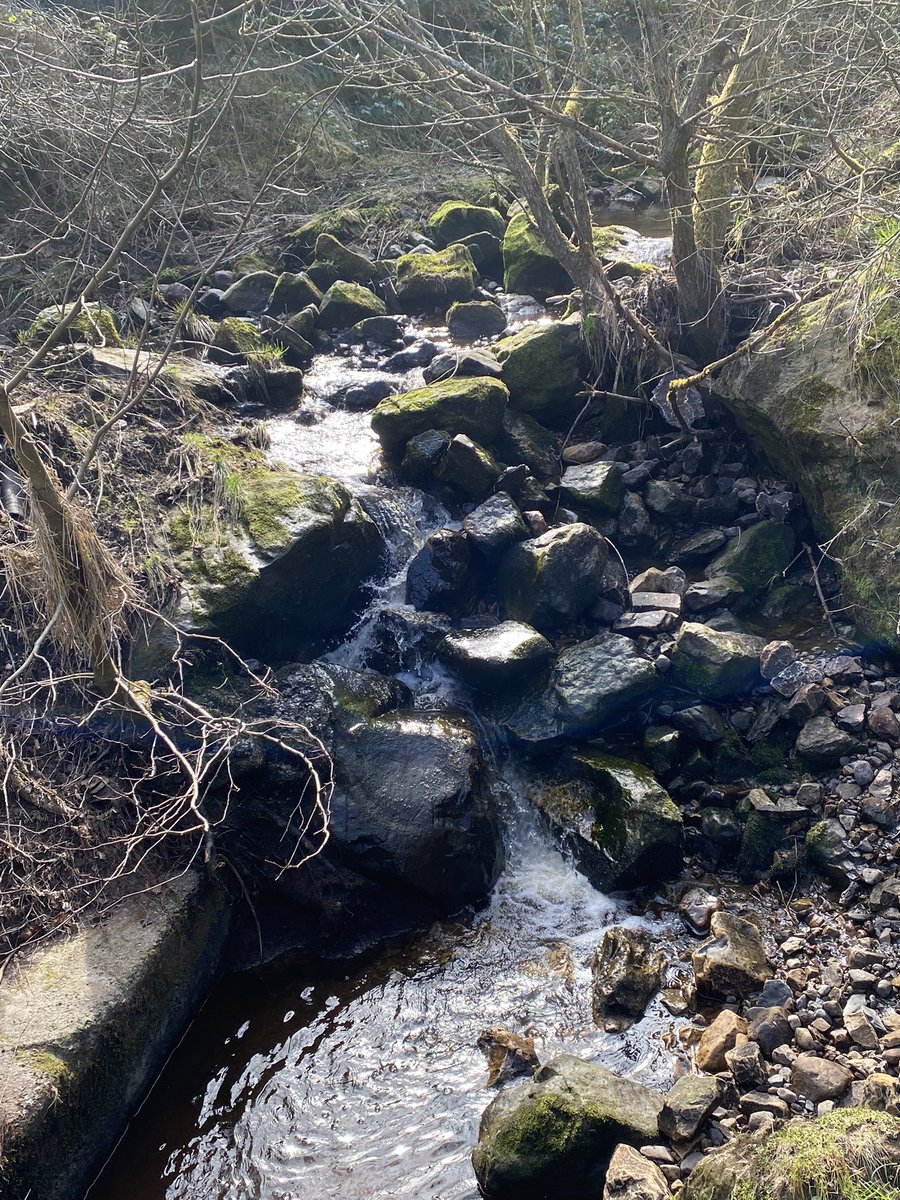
top-left (0, 870), bottom-right (231, 1200)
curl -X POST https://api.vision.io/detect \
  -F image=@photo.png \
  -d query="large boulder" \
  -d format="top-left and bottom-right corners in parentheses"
top-left (692, 911), bottom-right (769, 999)
top-left (427, 200), bottom-right (505, 247)
top-left (168, 468), bottom-right (383, 656)
top-left (27, 301), bottom-right (121, 348)
top-left (438, 622), bottom-right (554, 692)
top-left (446, 300), bottom-right (508, 342)
top-left (494, 316), bottom-right (585, 421)
top-left (316, 280), bottom-right (386, 329)
top-left (220, 270), bottom-right (278, 315)
top-left (532, 753), bottom-right (683, 890)
top-left (313, 232), bottom-right (380, 284)
top-left (669, 622), bottom-right (764, 699)
top-left (267, 270), bottom-right (323, 314)
top-left (371, 376), bottom-right (508, 451)
top-left (395, 243), bottom-right (478, 314)
top-left (683, 1109), bottom-right (900, 1200)
top-left (502, 210), bottom-right (572, 296)
top-left (705, 521), bottom-right (796, 595)
top-left (716, 285), bottom-right (900, 647)
top-left (328, 712), bottom-right (504, 911)
top-left (500, 523), bottom-right (607, 628)
top-left (472, 1054), bottom-right (663, 1199)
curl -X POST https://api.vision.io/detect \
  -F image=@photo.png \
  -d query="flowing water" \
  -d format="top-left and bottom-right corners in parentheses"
top-left (88, 224), bottom-right (718, 1200)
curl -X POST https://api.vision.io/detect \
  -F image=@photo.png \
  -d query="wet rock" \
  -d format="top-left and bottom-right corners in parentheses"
top-left (396, 243), bottom-right (478, 314)
top-left (492, 410), bottom-right (560, 479)
top-left (706, 522), bottom-right (796, 595)
top-left (435, 434), bottom-right (502, 499)
top-left (671, 705), bottom-right (725, 744)
top-left (618, 492), bottom-right (652, 543)
top-left (494, 316), bottom-right (585, 420)
top-left (400, 429), bottom-right (450, 483)
top-left (726, 1040), bottom-right (765, 1091)
top-left (795, 716), bottom-right (855, 767)
top-left (438, 622), bottom-right (554, 692)
top-left (670, 622), bottom-right (764, 700)
top-left (614, 610), bottom-right (678, 636)
top-left (747, 1006), bottom-right (792, 1057)
top-left (477, 1028), bottom-right (539, 1087)
top-left (463, 493), bottom-right (528, 555)
top-left (697, 1008), bottom-right (747, 1073)
top-left (330, 712), bottom-right (503, 911)
top-left (683, 577), bottom-right (745, 613)
top-left (692, 912), bottom-right (769, 999)
top-left (472, 1054), bottom-right (664, 1200)
top-left (631, 566), bottom-right (687, 595)
top-left (602, 1144), bottom-right (671, 1200)
top-left (447, 300), bottom-right (508, 341)
top-left (591, 927), bottom-right (664, 1032)
top-left (423, 346), bottom-right (504, 383)
top-left (405, 529), bottom-right (472, 613)
top-left (644, 726), bottom-right (682, 777)
top-left (659, 1075), bottom-right (722, 1143)
top-left (644, 479), bottom-right (692, 518)
top-left (760, 640), bottom-right (796, 680)
top-left (791, 1055), bottom-right (852, 1103)
top-left (679, 887), bottom-right (722, 936)
top-left (385, 340), bottom-right (438, 371)
top-left (351, 314), bottom-right (405, 344)
top-left (372, 376), bottom-right (508, 451)
top-left (533, 754), bottom-right (683, 890)
top-left (553, 638), bottom-right (658, 734)
top-left (668, 529), bottom-right (727, 565)
top-left (501, 523), bottom-right (607, 628)
top-left (559, 461), bottom-right (625, 516)
top-left (170, 471), bottom-right (382, 657)
top-left (342, 379), bottom-right (394, 411)
top-left (366, 608), bottom-right (452, 675)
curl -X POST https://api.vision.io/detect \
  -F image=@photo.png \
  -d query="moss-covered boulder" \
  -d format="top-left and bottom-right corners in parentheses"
top-left (473, 1054), bottom-right (663, 1199)
top-left (683, 1108), bottom-right (900, 1200)
top-left (716, 282), bottom-right (900, 647)
top-left (267, 270), bottom-right (323, 314)
top-left (316, 280), bottom-right (387, 330)
top-left (395, 243), bottom-right (478, 314)
top-left (371, 376), bottom-right (508, 451)
top-left (494, 316), bottom-right (585, 422)
top-left (533, 753), bottom-right (682, 891)
top-left (427, 200), bottom-right (505, 248)
top-left (168, 463), bottom-right (383, 655)
top-left (670, 622), bottom-right (764, 699)
top-left (313, 233), bottom-right (382, 284)
top-left (284, 208), bottom-right (364, 267)
top-left (501, 522), bottom-right (607, 628)
top-left (27, 302), bottom-right (121, 348)
top-left (446, 300), bottom-right (508, 342)
top-left (208, 316), bottom-right (268, 364)
top-left (502, 211), bottom-right (572, 296)
top-left (706, 521), bottom-right (796, 595)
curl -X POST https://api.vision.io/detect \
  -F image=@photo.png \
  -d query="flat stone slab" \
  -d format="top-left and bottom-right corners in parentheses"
top-left (0, 872), bottom-right (229, 1200)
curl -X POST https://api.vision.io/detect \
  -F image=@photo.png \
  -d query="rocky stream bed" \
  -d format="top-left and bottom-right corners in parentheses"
top-left (3, 198), bottom-right (899, 1200)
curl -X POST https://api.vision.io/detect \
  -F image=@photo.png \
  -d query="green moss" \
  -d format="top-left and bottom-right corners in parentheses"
top-left (491, 1091), bottom-right (587, 1160)
top-left (493, 317), bottom-right (584, 420)
top-left (26, 302), bottom-right (121, 348)
top-left (313, 233), bottom-right (382, 284)
top-left (285, 208), bottom-right (364, 262)
top-left (712, 725), bottom-right (795, 785)
top-left (15, 1049), bottom-right (72, 1086)
top-left (371, 375), bottom-right (508, 449)
top-left (426, 201), bottom-right (505, 248)
top-left (737, 811), bottom-right (784, 880)
top-left (317, 280), bottom-right (386, 329)
top-left (233, 251), bottom-right (274, 277)
top-left (395, 243), bottom-right (478, 313)
top-left (502, 211), bottom-right (571, 295)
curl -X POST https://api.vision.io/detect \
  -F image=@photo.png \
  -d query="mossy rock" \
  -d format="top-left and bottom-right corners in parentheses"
top-left (268, 271), bottom-right (323, 314)
top-left (446, 300), bottom-right (508, 342)
top-left (371, 376), bottom-right (508, 451)
top-left (706, 522), bottom-right (796, 596)
top-left (208, 317), bottom-right (266, 363)
top-left (473, 1054), bottom-right (664, 1200)
top-left (717, 282), bottom-right (900, 648)
top-left (168, 464), bottom-right (383, 655)
top-left (493, 316), bottom-right (585, 423)
top-left (316, 281), bottom-right (387, 330)
top-left (427, 200), bottom-right (505, 247)
top-left (220, 270), bottom-right (278, 315)
top-left (502, 210), bottom-right (572, 297)
top-left (395, 244), bottom-right (478, 314)
top-left (26, 302), bottom-right (121, 348)
top-left (232, 251), bottom-right (274, 278)
top-left (313, 233), bottom-right (384, 285)
top-left (683, 1108), bottom-right (900, 1200)
top-left (284, 208), bottom-right (364, 266)
top-left (670, 622), bottom-right (764, 700)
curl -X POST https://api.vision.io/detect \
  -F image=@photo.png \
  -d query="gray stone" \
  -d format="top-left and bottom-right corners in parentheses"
top-left (603, 1144), bottom-right (671, 1200)
top-left (463, 493), bottom-right (528, 555)
top-left (659, 1075), bottom-right (721, 1143)
top-left (501, 523), bottom-right (608, 629)
top-left (559, 461), bottom-right (625, 516)
top-left (438, 622), bottom-right (554, 692)
top-left (791, 1055), bottom-right (852, 1103)
top-left (670, 622), bottom-right (764, 700)
top-left (591, 927), bottom-right (664, 1032)
top-left (796, 716), bottom-right (855, 767)
top-left (423, 347), bottom-right (504, 383)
